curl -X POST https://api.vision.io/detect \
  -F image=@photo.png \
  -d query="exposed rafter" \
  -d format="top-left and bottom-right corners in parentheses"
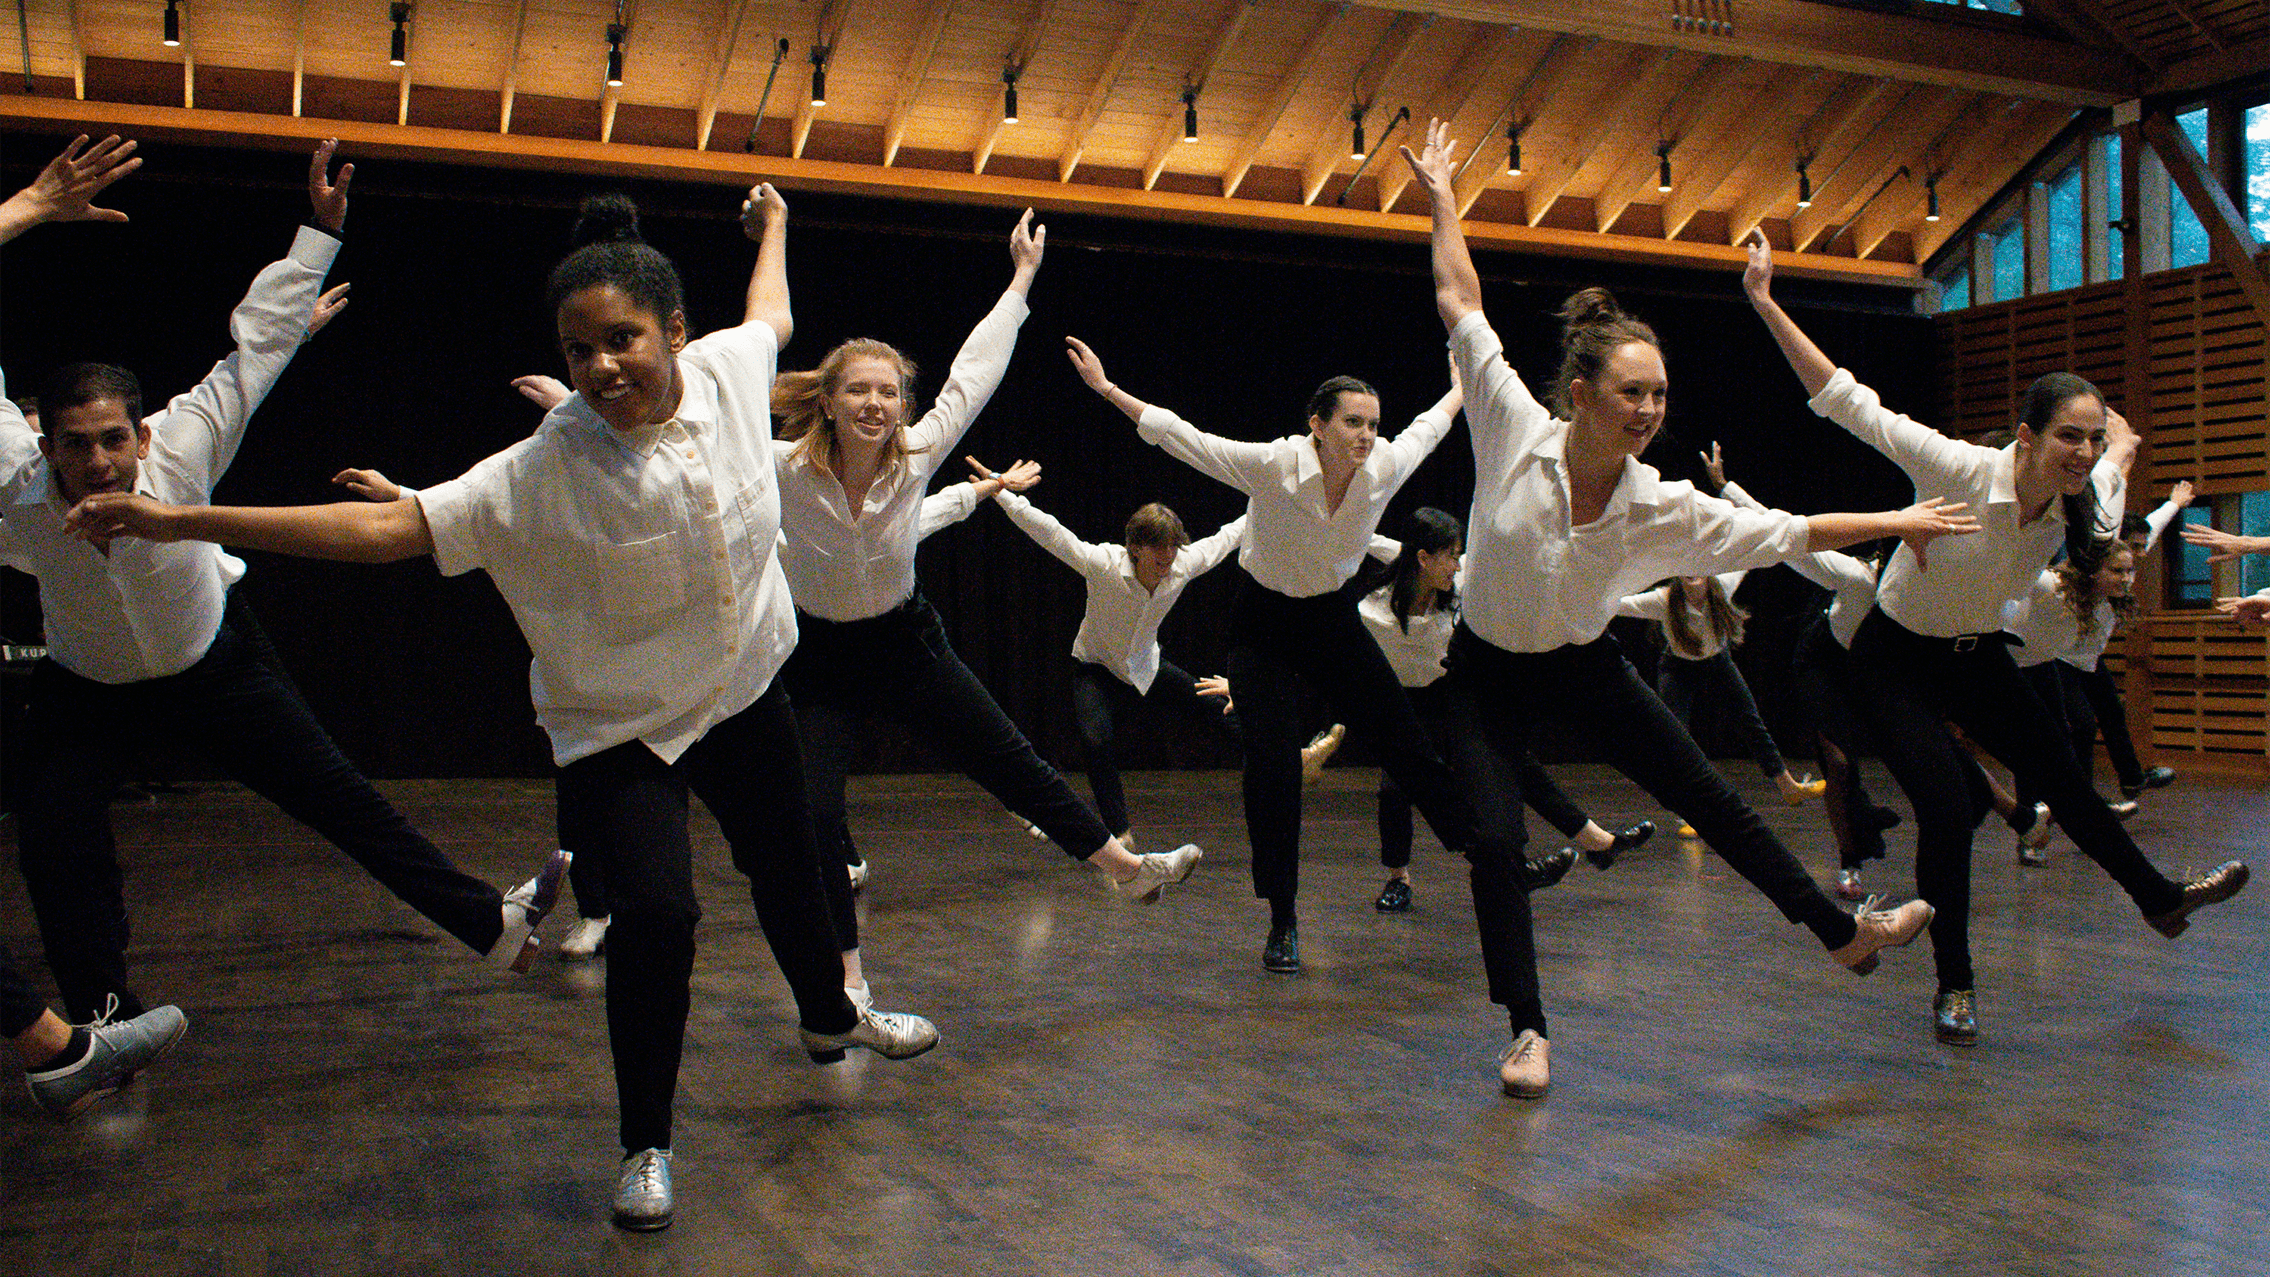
top-left (975, 0), bottom-right (1063, 176)
top-left (1521, 45), bottom-right (1676, 228)
top-left (880, 0), bottom-right (954, 167)
top-left (500, 0), bottom-right (530, 135)
top-left (1726, 77), bottom-right (1901, 247)
top-left (1660, 64), bottom-right (1821, 240)
top-left (1222, 2), bottom-right (1356, 200)
top-left (1911, 99), bottom-right (2076, 260)
top-left (1056, 0), bottom-right (1157, 182)
top-left (792, 0), bottom-right (857, 160)
top-left (1373, 23), bottom-right (1513, 214)
top-left (1850, 91), bottom-right (1988, 258)
top-left (1298, 9), bottom-right (1432, 206)
top-left (2156, 0), bottom-right (2228, 53)
top-left (2141, 108), bottom-right (2270, 327)
top-left (67, 0), bottom-right (86, 101)
top-left (1449, 32), bottom-right (1583, 218)
top-left (694, 0), bottom-right (753, 153)
top-left (1140, 0), bottom-right (1253, 192)
top-left (1587, 53), bottom-right (1725, 233)
top-left (1790, 84), bottom-right (1957, 252)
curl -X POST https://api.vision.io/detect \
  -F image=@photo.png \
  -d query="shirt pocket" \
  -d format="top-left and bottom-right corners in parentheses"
top-left (593, 531), bottom-right (689, 618)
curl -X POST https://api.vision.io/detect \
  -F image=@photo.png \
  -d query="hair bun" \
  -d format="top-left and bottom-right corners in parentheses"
top-left (569, 193), bottom-right (644, 249)
top-left (1556, 286), bottom-right (1625, 333)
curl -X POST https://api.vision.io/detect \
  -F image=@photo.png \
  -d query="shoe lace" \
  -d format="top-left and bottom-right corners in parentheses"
top-left (1941, 990), bottom-right (1974, 1017)
top-left (624, 1150), bottom-right (668, 1191)
top-left (80, 993), bottom-right (123, 1030)
top-left (1852, 893), bottom-right (1887, 920)
top-left (1502, 1033), bottom-right (1541, 1064)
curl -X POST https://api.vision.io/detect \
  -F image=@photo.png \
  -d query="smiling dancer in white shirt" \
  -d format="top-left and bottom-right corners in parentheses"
top-left (979, 465), bottom-right (1244, 851)
top-left (1063, 328), bottom-right (1480, 977)
top-left (1745, 230), bottom-right (2249, 1046)
top-left (69, 185), bottom-right (934, 1232)
top-left (1, 137), bottom-right (566, 1032)
top-left (1403, 120), bottom-right (1965, 1097)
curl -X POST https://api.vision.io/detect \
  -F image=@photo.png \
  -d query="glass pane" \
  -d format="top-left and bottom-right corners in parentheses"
top-left (2106, 132), bottom-right (2124, 277)
top-left (2248, 104), bottom-right (2269, 242)
top-left (1992, 222), bottom-right (2024, 301)
top-left (1942, 266), bottom-right (1971, 311)
top-left (2173, 507), bottom-right (2214, 606)
top-left (2170, 108), bottom-right (2210, 269)
top-left (2047, 164), bottom-right (2083, 291)
top-left (2245, 492), bottom-right (2270, 598)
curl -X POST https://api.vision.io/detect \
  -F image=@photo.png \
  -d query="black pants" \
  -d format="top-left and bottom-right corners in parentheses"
top-left (784, 594), bottom-right (1113, 952)
top-left (2013, 662), bottom-right (2099, 814)
top-left (1441, 627), bottom-right (1861, 1037)
top-left (1070, 659), bottom-right (1238, 838)
top-left (2077, 658), bottom-right (2146, 789)
top-left (1789, 615), bottom-right (1892, 870)
top-left (1846, 609), bottom-right (2182, 991)
top-left (1379, 681), bottom-right (1589, 870)
top-left (1224, 574), bottom-right (1476, 906)
top-left (12, 602), bottom-right (504, 1024)
top-left (1658, 650), bottom-right (1787, 781)
top-left (0, 942), bottom-right (47, 1039)
top-left (555, 685), bottom-right (855, 1154)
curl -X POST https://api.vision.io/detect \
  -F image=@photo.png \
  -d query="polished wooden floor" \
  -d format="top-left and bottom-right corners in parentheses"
top-left (1, 766), bottom-right (2263, 1276)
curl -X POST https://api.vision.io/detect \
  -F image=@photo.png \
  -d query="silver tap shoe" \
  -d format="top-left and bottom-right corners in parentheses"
top-left (612, 1148), bottom-right (674, 1231)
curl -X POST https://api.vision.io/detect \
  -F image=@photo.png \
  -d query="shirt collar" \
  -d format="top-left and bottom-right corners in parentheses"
top-left (560, 356), bottom-right (715, 459)
top-left (1294, 435), bottom-right (1323, 488)
top-left (1988, 443), bottom-right (2021, 507)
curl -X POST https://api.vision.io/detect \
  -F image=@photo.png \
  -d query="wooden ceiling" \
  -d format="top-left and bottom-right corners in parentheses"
top-left (3, 1), bottom-right (2263, 287)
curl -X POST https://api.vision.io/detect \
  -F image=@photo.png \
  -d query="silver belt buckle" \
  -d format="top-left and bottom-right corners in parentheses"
top-left (1952, 635), bottom-right (1978, 653)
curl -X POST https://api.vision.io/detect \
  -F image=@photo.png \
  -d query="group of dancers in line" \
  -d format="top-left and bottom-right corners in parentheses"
top-left (0, 118), bottom-right (2252, 1232)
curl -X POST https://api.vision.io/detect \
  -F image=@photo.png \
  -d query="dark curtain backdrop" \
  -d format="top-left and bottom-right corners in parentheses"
top-left (0, 131), bottom-right (1933, 781)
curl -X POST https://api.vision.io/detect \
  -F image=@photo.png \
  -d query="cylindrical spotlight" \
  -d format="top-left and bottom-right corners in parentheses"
top-left (1656, 144), bottom-right (1672, 194)
top-left (1182, 88), bottom-right (1198, 142)
top-left (1507, 126), bottom-right (1522, 177)
top-left (1926, 175), bottom-right (1941, 222)
top-left (606, 23), bottom-right (625, 87)
top-left (1796, 162), bottom-right (1812, 210)
top-left (163, 0), bottom-right (180, 46)
top-left (1002, 68), bottom-right (1019, 125)
top-left (389, 4), bottom-right (410, 67)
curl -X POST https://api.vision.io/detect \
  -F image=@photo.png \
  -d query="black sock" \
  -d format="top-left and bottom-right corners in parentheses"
top-left (1268, 898), bottom-right (1297, 930)
top-left (31, 1027), bottom-right (91, 1073)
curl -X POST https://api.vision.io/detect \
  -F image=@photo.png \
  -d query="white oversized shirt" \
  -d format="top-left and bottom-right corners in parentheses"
top-left (2061, 494), bottom-right (2179, 671)
top-left (994, 490), bottom-right (1244, 691)
top-left (1807, 367), bottom-right (2120, 639)
top-left (1359, 584), bottom-right (1456, 688)
top-left (773, 291), bottom-right (1028, 622)
top-left (0, 226), bottom-right (337, 682)
top-left (1449, 310), bottom-right (1810, 653)
top-left (1723, 479), bottom-right (1879, 649)
top-left (1613, 571), bottom-right (1749, 661)
top-left (1132, 395), bottom-right (1456, 599)
top-left (419, 323), bottom-right (795, 767)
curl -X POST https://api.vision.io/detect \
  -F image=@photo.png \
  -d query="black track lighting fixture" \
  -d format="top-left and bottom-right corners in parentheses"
top-left (163, 0), bottom-right (180, 47)
top-left (810, 43), bottom-right (830, 108)
top-left (1350, 102), bottom-right (1368, 163)
top-left (1182, 85), bottom-right (1198, 142)
top-left (389, 3), bottom-right (410, 67)
top-left (605, 23), bottom-right (625, 87)
top-left (1925, 172), bottom-right (1941, 222)
top-left (1796, 157), bottom-right (1813, 209)
top-left (1002, 65), bottom-right (1018, 125)
top-left (1656, 140), bottom-right (1673, 193)
top-left (1506, 121), bottom-right (1522, 176)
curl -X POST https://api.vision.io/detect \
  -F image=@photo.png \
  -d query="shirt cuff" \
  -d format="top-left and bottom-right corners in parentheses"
top-left (1135, 403), bottom-right (1180, 443)
top-left (290, 223), bottom-right (343, 272)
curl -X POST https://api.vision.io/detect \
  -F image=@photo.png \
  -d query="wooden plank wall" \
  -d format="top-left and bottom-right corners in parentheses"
top-left (1934, 260), bottom-right (2270, 776)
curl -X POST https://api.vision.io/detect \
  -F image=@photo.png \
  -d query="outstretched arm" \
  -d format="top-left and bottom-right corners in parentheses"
top-left (1742, 230), bottom-right (1835, 399)
top-left (0, 135), bottom-right (140, 245)
top-left (1005, 207), bottom-right (1045, 298)
top-left (739, 183), bottom-right (792, 348)
top-left (2218, 591), bottom-right (2270, 628)
top-left (1806, 499), bottom-right (1979, 570)
top-left (67, 491), bottom-right (433, 563)
top-left (2183, 522), bottom-right (2270, 564)
top-left (1066, 336), bottom-right (1272, 495)
top-left (1064, 336), bottom-right (1152, 423)
top-left (1400, 118), bottom-right (1482, 330)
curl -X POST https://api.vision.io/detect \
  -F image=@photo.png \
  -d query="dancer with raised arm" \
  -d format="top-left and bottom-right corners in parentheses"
top-left (68, 185), bottom-right (933, 1232)
top-left (2075, 485), bottom-right (2192, 799)
top-left (1, 137), bottom-right (566, 1031)
top-left (1062, 333), bottom-right (1470, 976)
top-left (1402, 119), bottom-right (1964, 1096)
top-left (1744, 227), bottom-right (2249, 1046)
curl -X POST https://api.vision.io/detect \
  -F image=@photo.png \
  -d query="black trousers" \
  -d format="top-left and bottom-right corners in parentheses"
top-left (784, 594), bottom-right (1113, 952)
top-left (555, 684), bottom-right (855, 1155)
top-left (2077, 658), bottom-right (2146, 788)
top-left (2013, 662), bottom-right (2099, 814)
top-left (1441, 627), bottom-right (1860, 1037)
top-left (0, 942), bottom-right (48, 1039)
top-left (1657, 650), bottom-right (1787, 781)
top-left (1069, 659), bottom-right (1238, 838)
top-left (1790, 615), bottom-right (1892, 870)
top-left (1846, 609), bottom-right (2183, 991)
top-left (1379, 681), bottom-right (1590, 870)
top-left (13, 601), bottom-right (504, 1024)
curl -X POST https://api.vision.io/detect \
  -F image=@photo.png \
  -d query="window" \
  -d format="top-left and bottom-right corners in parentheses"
top-left (2105, 132), bottom-right (2124, 277)
top-left (1989, 221), bottom-right (2024, 302)
top-left (2172, 506), bottom-right (2215, 607)
top-left (2248, 103), bottom-right (2268, 242)
top-left (2045, 163), bottom-right (2083, 291)
top-left (2169, 108), bottom-right (2211, 269)
top-left (1940, 266), bottom-right (1971, 311)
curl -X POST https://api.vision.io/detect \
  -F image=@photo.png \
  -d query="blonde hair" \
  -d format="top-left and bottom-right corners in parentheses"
top-left (772, 337), bottom-right (927, 477)
top-left (2053, 537), bottom-right (2136, 640)
top-left (1662, 576), bottom-right (1747, 659)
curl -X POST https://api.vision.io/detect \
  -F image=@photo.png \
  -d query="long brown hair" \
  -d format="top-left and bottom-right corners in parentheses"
top-left (1662, 576), bottom-right (1747, 659)
top-left (2053, 537), bottom-right (2136, 639)
top-left (772, 337), bottom-right (927, 478)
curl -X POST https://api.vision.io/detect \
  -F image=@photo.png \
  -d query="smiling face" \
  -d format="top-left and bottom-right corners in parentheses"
top-left (1416, 540), bottom-right (1462, 595)
top-left (825, 356), bottom-right (910, 463)
top-left (2016, 391), bottom-right (2107, 498)
top-left (1309, 390), bottom-right (1381, 473)
top-left (41, 398), bottom-right (149, 505)
top-left (1130, 542), bottom-right (1180, 591)
top-left (1569, 340), bottom-right (1668, 461)
top-left (2094, 543), bottom-right (2136, 600)
top-left (556, 283), bottom-right (686, 434)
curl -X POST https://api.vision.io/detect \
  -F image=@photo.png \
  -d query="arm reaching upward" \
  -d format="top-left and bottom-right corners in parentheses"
top-left (739, 183), bottom-right (792, 348)
top-left (0, 135), bottom-right (140, 245)
top-left (1400, 118), bottom-right (1482, 331)
top-left (1742, 230), bottom-right (1835, 399)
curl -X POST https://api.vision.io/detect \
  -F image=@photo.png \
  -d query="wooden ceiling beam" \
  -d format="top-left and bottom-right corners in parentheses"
top-left (975, 0), bottom-right (1064, 176)
top-left (1223, 2), bottom-right (1356, 200)
top-left (694, 0), bottom-right (754, 152)
top-left (2142, 107), bottom-right (2270, 327)
top-left (1520, 45), bottom-right (1677, 228)
top-left (1140, 0), bottom-right (1253, 192)
top-left (880, 0), bottom-right (955, 167)
top-left (68, 0), bottom-right (87, 101)
top-left (500, 0), bottom-right (530, 135)
top-left (1790, 84), bottom-right (1959, 252)
top-left (2156, 0), bottom-right (2229, 53)
top-left (793, 0), bottom-right (857, 160)
top-left (2024, 0), bottom-right (2163, 72)
top-left (2149, 32), bottom-right (2270, 97)
top-left (1850, 91), bottom-right (1988, 259)
top-left (1299, 9), bottom-right (1432, 207)
top-left (601, 4), bottom-right (642, 145)
top-left (1910, 99), bottom-right (2077, 260)
top-left (1347, 0), bottom-right (2134, 105)
top-left (1056, 0), bottom-right (1158, 182)
top-left (1449, 32), bottom-right (1584, 217)
top-left (1588, 54), bottom-right (1726, 234)
top-left (0, 94), bottom-right (1925, 288)
top-left (1725, 77), bottom-right (1898, 247)
top-left (1660, 64), bottom-right (1821, 240)
top-left (1373, 23), bottom-right (1513, 213)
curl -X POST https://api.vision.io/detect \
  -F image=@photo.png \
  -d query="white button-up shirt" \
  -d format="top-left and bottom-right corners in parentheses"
top-left (1723, 479), bottom-right (1879, 649)
top-left (1451, 310), bottom-right (1809, 654)
top-left (773, 291), bottom-right (1028, 622)
top-left (1614, 571), bottom-right (1749, 661)
top-left (994, 490), bottom-right (1244, 692)
top-left (1359, 582), bottom-right (1457, 688)
top-left (2060, 494), bottom-right (2179, 671)
top-left (419, 323), bottom-right (795, 767)
top-left (0, 225), bottom-right (338, 682)
top-left (1132, 396), bottom-right (1455, 599)
top-left (1808, 367), bottom-right (2119, 639)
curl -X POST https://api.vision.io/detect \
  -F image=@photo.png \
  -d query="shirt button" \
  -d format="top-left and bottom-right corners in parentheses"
top-left (682, 449), bottom-right (696, 461)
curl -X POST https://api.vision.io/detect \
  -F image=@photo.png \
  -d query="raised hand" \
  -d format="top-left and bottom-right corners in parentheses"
top-left (309, 139), bottom-right (352, 233)
top-left (740, 181), bottom-right (787, 240)
top-left (1742, 228), bottom-right (1774, 304)
top-left (512, 374), bottom-right (572, 411)
top-left (1398, 117), bottom-right (1458, 203)
top-left (306, 283), bottom-right (352, 337)
top-left (2179, 522), bottom-right (2267, 564)
top-left (2217, 594), bottom-right (2270, 628)
top-left (1700, 440), bottom-right (1726, 492)
top-left (1009, 207), bottom-right (1046, 275)
top-left (1195, 675), bottom-right (1234, 715)
top-left (1064, 336), bottom-right (1115, 395)
top-left (65, 491), bottom-right (176, 550)
top-left (332, 468), bottom-right (402, 502)
top-left (1894, 496), bottom-right (1979, 571)
top-left (962, 455), bottom-right (1042, 497)
top-left (10, 135), bottom-right (141, 230)
top-left (2169, 479), bottom-right (2196, 509)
